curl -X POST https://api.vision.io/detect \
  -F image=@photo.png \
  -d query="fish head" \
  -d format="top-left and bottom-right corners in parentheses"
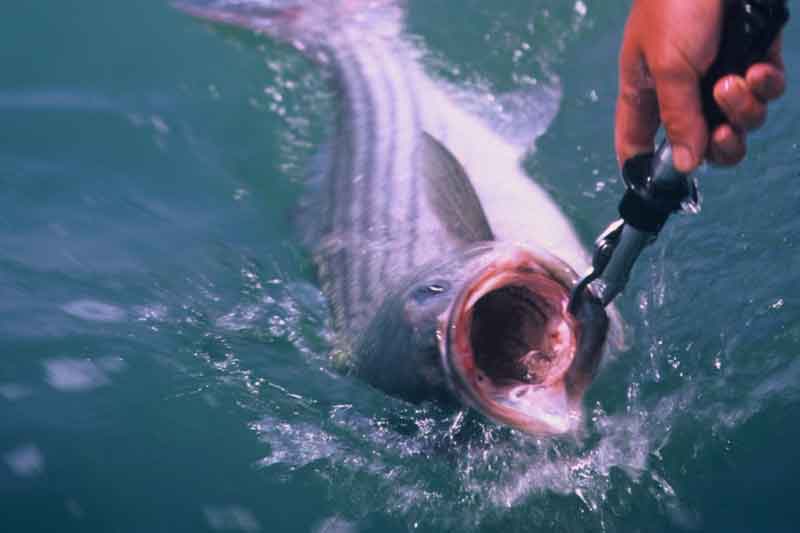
top-left (354, 262), bottom-right (465, 405)
top-left (355, 242), bottom-right (609, 435)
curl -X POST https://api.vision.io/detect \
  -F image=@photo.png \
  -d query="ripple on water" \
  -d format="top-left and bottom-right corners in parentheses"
top-left (0, 383), bottom-right (33, 401)
top-left (251, 416), bottom-right (342, 469)
top-left (238, 389), bottom-right (693, 531)
top-left (62, 299), bottom-right (127, 322)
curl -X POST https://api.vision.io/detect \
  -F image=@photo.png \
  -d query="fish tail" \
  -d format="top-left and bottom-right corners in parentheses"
top-left (174, 0), bottom-right (404, 52)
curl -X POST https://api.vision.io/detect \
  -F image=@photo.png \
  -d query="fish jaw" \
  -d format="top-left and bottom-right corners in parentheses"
top-left (439, 245), bottom-right (607, 435)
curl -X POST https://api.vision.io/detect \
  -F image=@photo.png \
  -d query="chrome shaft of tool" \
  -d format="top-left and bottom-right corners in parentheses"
top-left (594, 224), bottom-right (655, 306)
top-left (568, 219), bottom-right (624, 314)
top-left (568, 141), bottom-right (691, 312)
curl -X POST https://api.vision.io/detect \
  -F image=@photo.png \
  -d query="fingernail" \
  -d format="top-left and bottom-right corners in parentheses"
top-left (719, 76), bottom-right (747, 110)
top-left (673, 145), bottom-right (696, 173)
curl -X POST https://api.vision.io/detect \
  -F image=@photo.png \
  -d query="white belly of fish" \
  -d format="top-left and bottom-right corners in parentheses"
top-left (410, 71), bottom-right (591, 276)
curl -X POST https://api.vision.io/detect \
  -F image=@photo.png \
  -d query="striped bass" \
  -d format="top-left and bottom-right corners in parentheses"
top-left (177, 0), bottom-right (616, 435)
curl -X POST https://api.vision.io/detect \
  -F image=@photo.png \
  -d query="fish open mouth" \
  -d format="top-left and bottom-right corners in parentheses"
top-left (471, 283), bottom-right (574, 387)
top-left (440, 247), bottom-right (596, 434)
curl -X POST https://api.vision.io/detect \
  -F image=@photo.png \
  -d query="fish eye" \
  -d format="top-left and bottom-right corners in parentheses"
top-left (410, 281), bottom-right (451, 303)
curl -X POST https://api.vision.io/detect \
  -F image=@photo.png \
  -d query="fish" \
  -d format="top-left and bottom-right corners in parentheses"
top-left (176, 0), bottom-right (617, 435)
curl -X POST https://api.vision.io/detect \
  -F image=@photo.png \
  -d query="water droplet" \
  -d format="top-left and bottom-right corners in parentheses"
top-left (150, 115), bottom-right (169, 134)
top-left (65, 499), bottom-right (84, 519)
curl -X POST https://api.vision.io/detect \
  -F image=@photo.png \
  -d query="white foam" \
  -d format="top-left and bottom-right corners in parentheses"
top-left (62, 300), bottom-right (126, 322)
top-left (313, 516), bottom-right (357, 533)
top-left (44, 358), bottom-right (110, 392)
top-left (134, 304), bottom-right (168, 322)
top-left (251, 417), bottom-right (342, 468)
top-left (203, 506), bottom-right (261, 533)
top-left (216, 304), bottom-right (263, 331)
top-left (4, 444), bottom-right (45, 478)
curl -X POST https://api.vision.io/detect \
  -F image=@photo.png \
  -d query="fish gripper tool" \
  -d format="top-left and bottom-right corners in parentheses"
top-left (569, 0), bottom-right (789, 314)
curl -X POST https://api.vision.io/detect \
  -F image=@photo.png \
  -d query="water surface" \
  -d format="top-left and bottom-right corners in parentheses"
top-left (2, 1), bottom-right (799, 532)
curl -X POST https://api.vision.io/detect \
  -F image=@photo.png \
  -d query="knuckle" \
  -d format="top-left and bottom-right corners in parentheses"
top-left (648, 51), bottom-right (693, 82)
top-left (618, 84), bottom-right (639, 108)
top-left (736, 101), bottom-right (766, 131)
top-left (618, 84), bottom-right (653, 110)
top-left (661, 109), bottom-right (698, 140)
top-left (710, 128), bottom-right (746, 166)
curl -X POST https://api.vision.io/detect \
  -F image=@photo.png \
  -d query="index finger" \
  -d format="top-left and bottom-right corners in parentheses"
top-left (650, 53), bottom-right (708, 173)
top-left (615, 36), bottom-right (660, 165)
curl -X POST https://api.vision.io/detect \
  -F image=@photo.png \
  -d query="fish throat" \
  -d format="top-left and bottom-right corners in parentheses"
top-left (471, 283), bottom-right (571, 386)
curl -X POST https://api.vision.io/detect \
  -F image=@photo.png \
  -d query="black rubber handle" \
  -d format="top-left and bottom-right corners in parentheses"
top-left (701, 0), bottom-right (789, 131)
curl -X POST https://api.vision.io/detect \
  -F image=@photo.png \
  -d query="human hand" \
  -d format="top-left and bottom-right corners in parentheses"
top-left (615, 0), bottom-right (785, 173)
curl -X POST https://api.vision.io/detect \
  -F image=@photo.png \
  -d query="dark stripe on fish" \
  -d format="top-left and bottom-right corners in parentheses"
top-left (406, 55), bottom-right (424, 271)
top-left (322, 66), bottom-right (346, 327)
top-left (369, 41), bottom-right (400, 283)
top-left (328, 46), bottom-right (362, 329)
top-left (348, 44), bottom-right (379, 307)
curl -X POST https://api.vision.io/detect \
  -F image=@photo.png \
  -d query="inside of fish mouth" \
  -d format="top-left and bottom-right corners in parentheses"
top-left (470, 284), bottom-right (562, 386)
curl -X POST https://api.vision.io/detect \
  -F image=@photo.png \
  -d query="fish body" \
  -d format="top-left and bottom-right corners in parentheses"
top-left (178, 0), bottom-right (614, 434)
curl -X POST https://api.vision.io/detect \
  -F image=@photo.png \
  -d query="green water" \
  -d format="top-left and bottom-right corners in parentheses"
top-left (2, 1), bottom-right (799, 532)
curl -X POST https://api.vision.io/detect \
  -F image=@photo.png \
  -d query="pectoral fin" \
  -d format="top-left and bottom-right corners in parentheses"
top-left (418, 132), bottom-right (494, 243)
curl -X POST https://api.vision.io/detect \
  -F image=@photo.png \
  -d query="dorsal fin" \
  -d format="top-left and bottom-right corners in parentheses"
top-left (434, 76), bottom-right (562, 151)
top-left (418, 132), bottom-right (494, 242)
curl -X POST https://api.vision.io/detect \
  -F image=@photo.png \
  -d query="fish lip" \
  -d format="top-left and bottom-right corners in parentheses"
top-left (438, 245), bottom-right (589, 435)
